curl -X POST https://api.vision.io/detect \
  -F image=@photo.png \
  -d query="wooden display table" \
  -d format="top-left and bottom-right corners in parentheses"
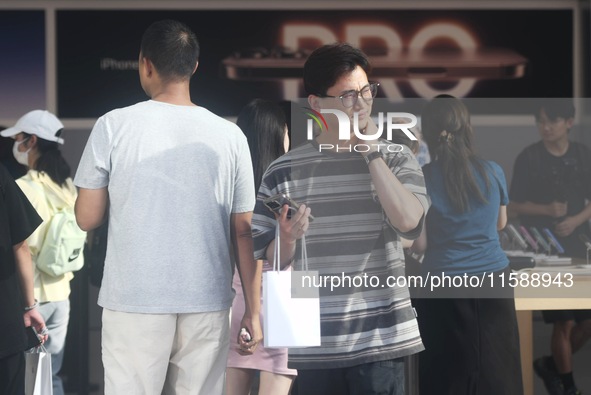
top-left (514, 262), bottom-right (591, 395)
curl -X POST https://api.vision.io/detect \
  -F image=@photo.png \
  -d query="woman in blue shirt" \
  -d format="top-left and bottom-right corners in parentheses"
top-left (412, 95), bottom-right (523, 394)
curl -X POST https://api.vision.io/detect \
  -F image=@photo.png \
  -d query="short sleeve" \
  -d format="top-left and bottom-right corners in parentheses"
top-left (74, 116), bottom-right (112, 189)
top-left (231, 134), bottom-right (256, 213)
top-left (0, 166), bottom-right (42, 245)
top-left (251, 158), bottom-right (292, 260)
top-left (508, 150), bottom-right (529, 203)
top-left (492, 162), bottom-right (509, 206)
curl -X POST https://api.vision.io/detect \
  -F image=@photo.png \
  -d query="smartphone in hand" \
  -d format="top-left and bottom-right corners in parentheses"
top-left (25, 326), bottom-right (41, 349)
top-left (239, 327), bottom-right (252, 342)
top-left (263, 193), bottom-right (315, 221)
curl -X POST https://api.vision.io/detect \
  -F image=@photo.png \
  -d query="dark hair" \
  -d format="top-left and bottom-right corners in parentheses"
top-left (237, 99), bottom-right (287, 191)
top-left (24, 133), bottom-right (71, 187)
top-left (421, 95), bottom-right (489, 213)
top-left (536, 98), bottom-right (575, 121)
top-left (140, 19), bottom-right (200, 82)
top-left (303, 43), bottom-right (371, 96)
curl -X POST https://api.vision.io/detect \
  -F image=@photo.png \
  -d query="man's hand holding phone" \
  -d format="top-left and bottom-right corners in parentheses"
top-left (280, 203), bottom-right (312, 243)
top-left (23, 308), bottom-right (48, 344)
top-left (263, 193), bottom-right (313, 242)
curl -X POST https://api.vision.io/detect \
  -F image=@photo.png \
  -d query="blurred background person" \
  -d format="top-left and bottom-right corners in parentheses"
top-left (226, 98), bottom-right (296, 395)
top-left (509, 99), bottom-right (591, 258)
top-left (1, 110), bottom-right (79, 395)
top-left (509, 99), bottom-right (591, 395)
top-left (412, 95), bottom-right (522, 395)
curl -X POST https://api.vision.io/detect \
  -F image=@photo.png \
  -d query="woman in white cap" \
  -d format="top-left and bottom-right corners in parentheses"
top-left (1, 110), bottom-right (81, 395)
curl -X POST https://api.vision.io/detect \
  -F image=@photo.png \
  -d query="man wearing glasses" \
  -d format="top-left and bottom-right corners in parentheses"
top-left (252, 43), bottom-right (428, 395)
top-left (509, 99), bottom-right (591, 395)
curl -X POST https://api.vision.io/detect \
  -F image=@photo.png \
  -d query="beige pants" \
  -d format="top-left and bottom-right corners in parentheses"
top-left (102, 308), bottom-right (230, 395)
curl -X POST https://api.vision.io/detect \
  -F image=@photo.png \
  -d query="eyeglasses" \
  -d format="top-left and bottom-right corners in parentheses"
top-left (318, 82), bottom-right (379, 108)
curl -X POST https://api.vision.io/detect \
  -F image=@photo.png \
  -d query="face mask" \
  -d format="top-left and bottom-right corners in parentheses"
top-left (13, 139), bottom-right (31, 166)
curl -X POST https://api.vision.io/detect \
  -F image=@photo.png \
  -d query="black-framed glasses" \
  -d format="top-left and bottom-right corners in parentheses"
top-left (318, 82), bottom-right (379, 108)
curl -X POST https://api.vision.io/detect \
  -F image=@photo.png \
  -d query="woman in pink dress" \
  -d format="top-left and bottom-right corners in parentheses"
top-left (226, 99), bottom-right (296, 395)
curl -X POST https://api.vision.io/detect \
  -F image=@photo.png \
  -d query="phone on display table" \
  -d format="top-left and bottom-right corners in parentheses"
top-left (25, 326), bottom-right (41, 349)
top-left (506, 224), bottom-right (528, 250)
top-left (543, 228), bottom-right (566, 254)
top-left (529, 227), bottom-right (552, 254)
top-left (518, 226), bottom-right (538, 251)
top-left (263, 193), bottom-right (314, 222)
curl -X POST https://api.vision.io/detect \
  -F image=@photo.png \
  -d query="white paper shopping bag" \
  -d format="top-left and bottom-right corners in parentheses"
top-left (25, 345), bottom-right (53, 395)
top-left (263, 229), bottom-right (321, 348)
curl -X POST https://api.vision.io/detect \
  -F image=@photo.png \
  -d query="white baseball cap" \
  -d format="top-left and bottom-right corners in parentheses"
top-left (0, 110), bottom-right (65, 144)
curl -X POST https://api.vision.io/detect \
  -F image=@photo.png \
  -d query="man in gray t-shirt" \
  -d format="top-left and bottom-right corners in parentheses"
top-left (74, 20), bottom-right (261, 395)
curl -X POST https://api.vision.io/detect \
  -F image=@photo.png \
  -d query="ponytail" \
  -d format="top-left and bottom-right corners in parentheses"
top-left (422, 96), bottom-right (490, 213)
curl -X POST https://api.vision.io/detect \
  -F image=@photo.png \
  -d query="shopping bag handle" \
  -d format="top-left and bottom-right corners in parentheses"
top-left (26, 344), bottom-right (48, 354)
top-left (273, 225), bottom-right (308, 272)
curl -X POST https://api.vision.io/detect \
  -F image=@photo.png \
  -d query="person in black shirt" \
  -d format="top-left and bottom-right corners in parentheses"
top-left (510, 102), bottom-right (591, 258)
top-left (509, 99), bottom-right (591, 395)
top-left (0, 163), bottom-right (46, 395)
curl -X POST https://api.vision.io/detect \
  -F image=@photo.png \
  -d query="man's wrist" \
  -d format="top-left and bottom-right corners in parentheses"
top-left (364, 151), bottom-right (383, 165)
top-left (359, 142), bottom-right (380, 157)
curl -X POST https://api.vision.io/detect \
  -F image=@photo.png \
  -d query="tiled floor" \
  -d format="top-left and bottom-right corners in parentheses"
top-left (72, 286), bottom-right (591, 395)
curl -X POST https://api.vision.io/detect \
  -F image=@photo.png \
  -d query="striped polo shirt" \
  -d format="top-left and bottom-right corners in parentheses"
top-left (252, 139), bottom-right (429, 370)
